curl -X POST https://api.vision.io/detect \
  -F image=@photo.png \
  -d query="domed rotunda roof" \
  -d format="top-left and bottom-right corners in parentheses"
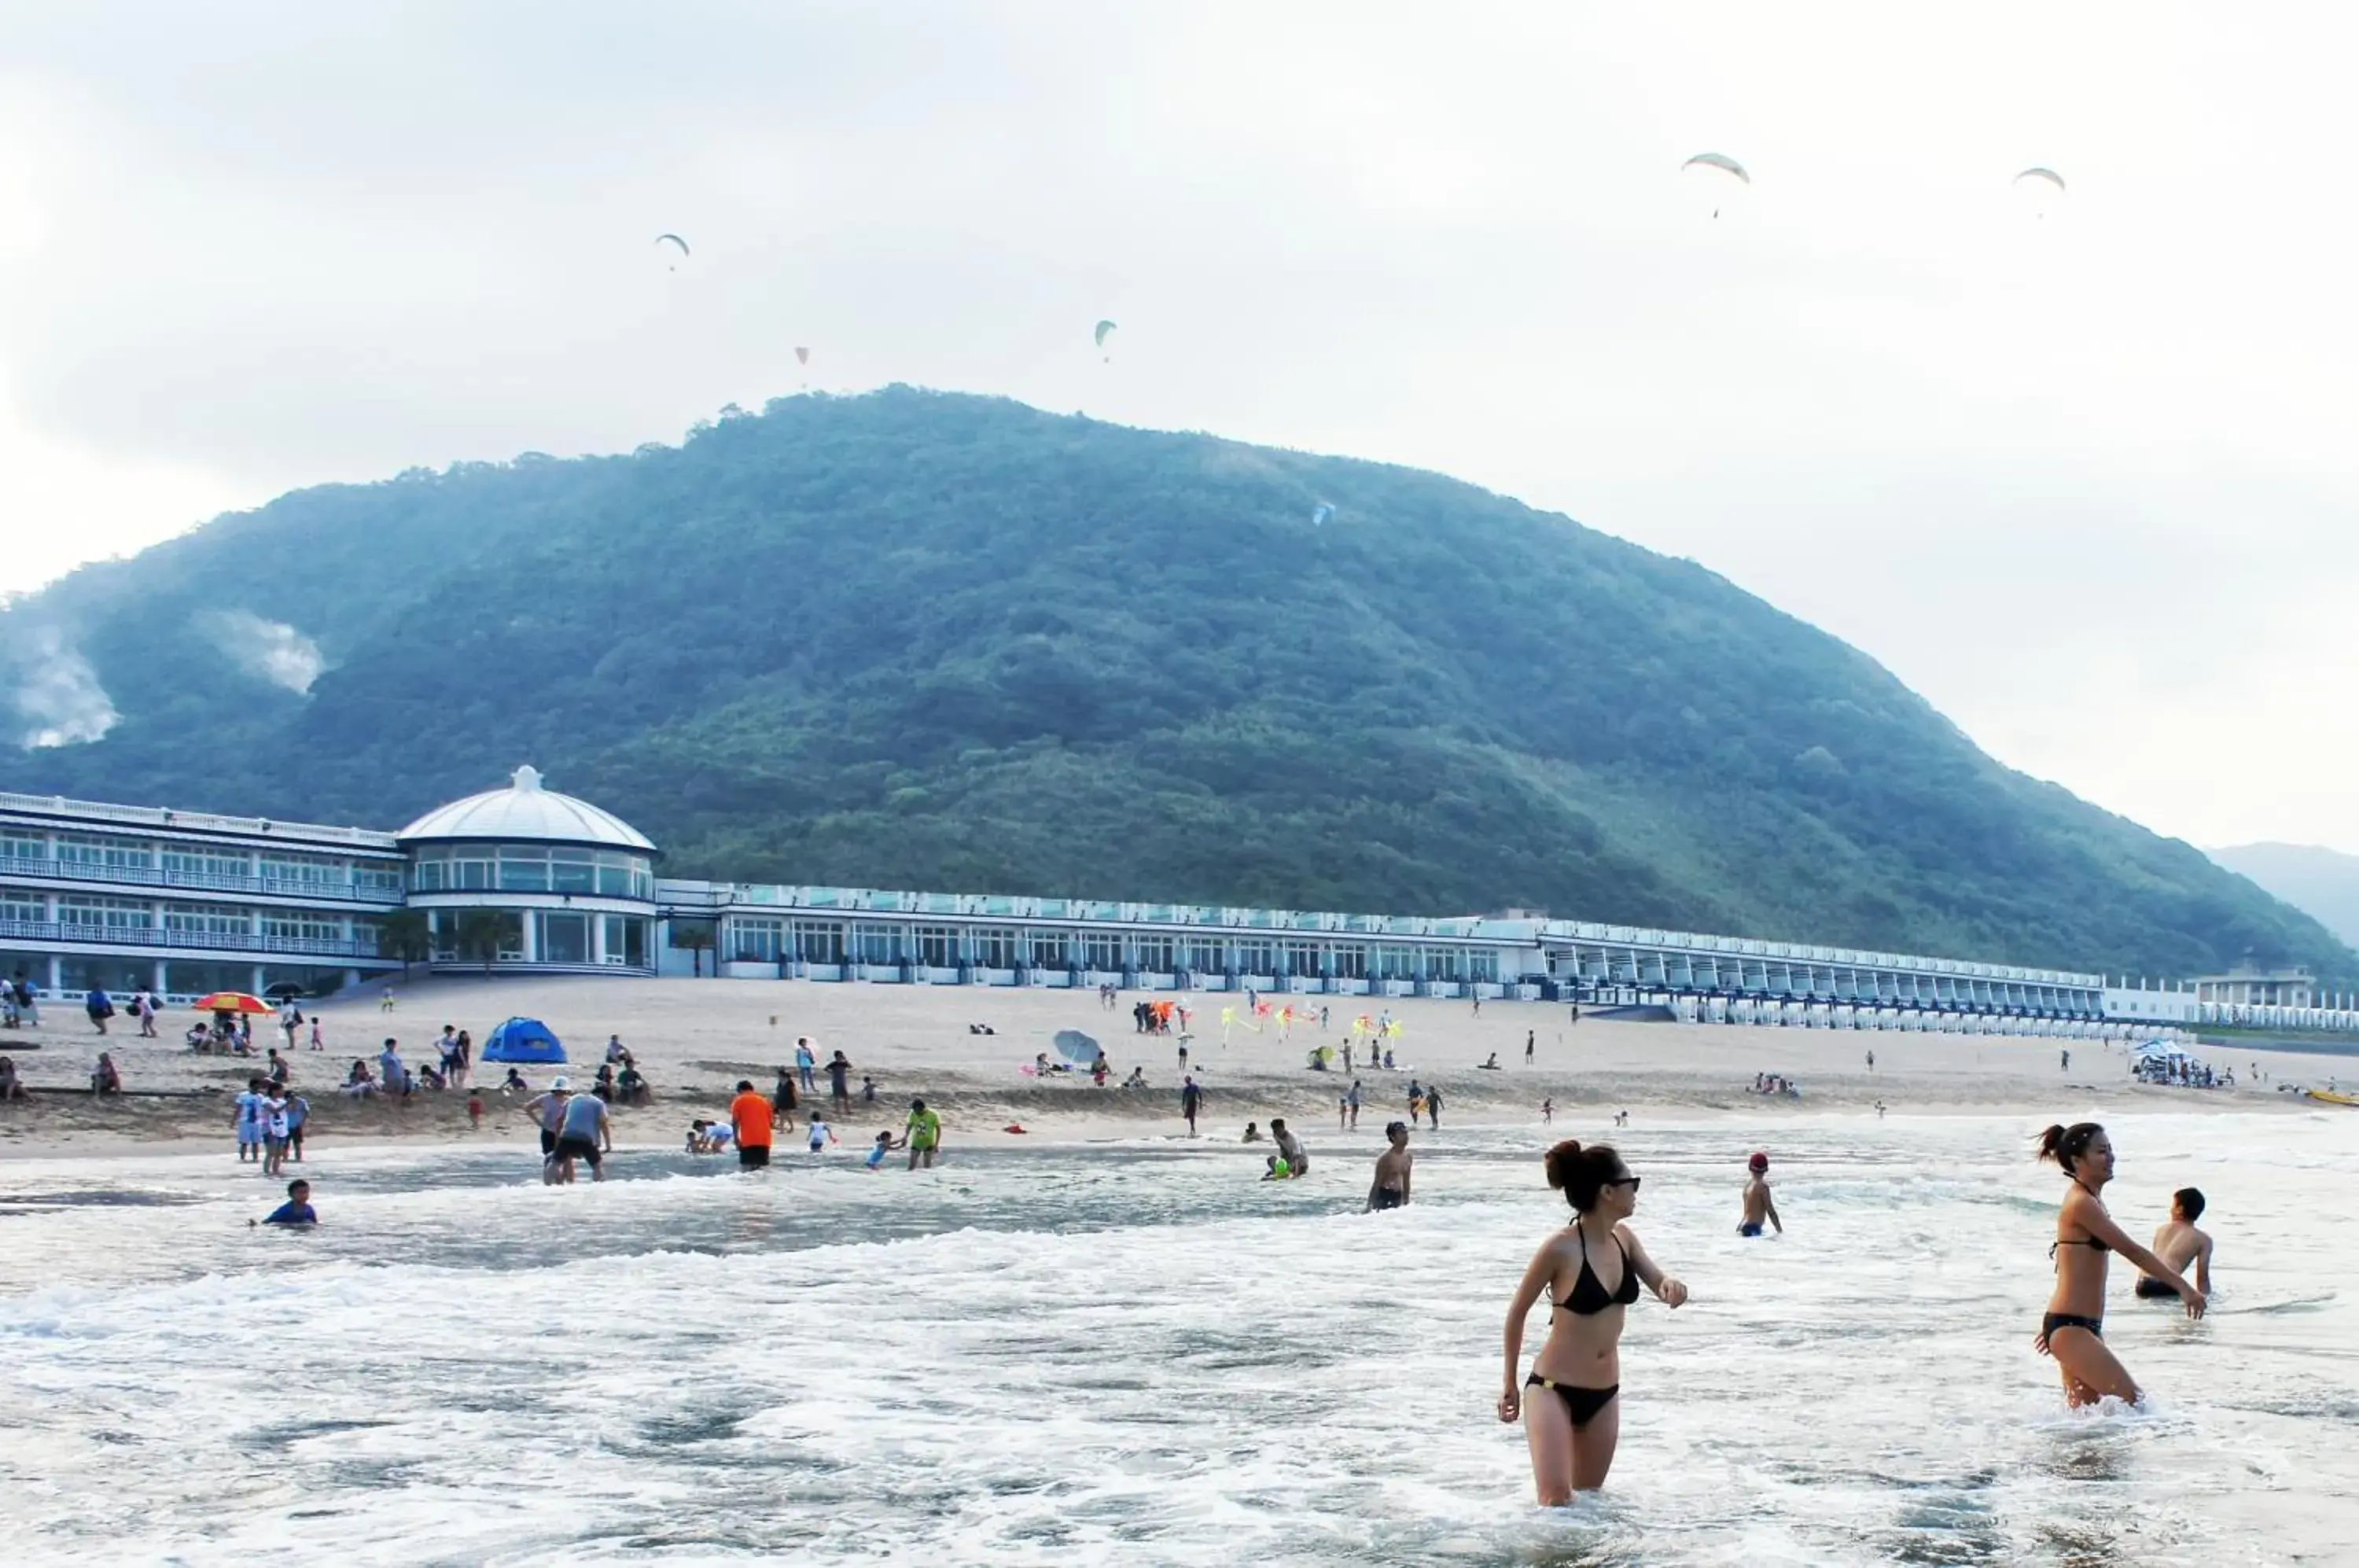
top-left (397, 766), bottom-right (657, 853)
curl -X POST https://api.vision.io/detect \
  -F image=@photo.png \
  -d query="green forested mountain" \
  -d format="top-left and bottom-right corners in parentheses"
top-left (2, 388), bottom-right (2346, 981)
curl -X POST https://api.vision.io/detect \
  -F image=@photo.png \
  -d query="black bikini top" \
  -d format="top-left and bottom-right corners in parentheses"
top-left (1555, 1224), bottom-right (1640, 1315)
top-left (2049, 1235), bottom-right (2110, 1258)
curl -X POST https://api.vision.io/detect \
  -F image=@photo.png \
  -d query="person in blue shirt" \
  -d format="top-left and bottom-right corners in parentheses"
top-left (258, 1179), bottom-right (317, 1227)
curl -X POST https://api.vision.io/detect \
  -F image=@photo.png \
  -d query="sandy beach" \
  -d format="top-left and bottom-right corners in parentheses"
top-left (0, 974), bottom-right (2334, 1161)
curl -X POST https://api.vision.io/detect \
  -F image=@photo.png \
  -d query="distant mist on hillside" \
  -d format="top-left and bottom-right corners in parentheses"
top-left (2210, 843), bottom-right (2359, 951)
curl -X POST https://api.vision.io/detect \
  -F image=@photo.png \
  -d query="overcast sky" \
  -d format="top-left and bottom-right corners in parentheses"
top-left (2, 2), bottom-right (2352, 852)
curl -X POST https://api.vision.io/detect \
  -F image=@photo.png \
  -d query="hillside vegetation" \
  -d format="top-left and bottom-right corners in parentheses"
top-left (3, 388), bottom-right (2347, 982)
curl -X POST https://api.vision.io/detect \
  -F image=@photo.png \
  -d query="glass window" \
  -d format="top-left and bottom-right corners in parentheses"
top-left (1029, 930), bottom-right (1069, 968)
top-left (0, 833), bottom-right (46, 862)
top-left (1331, 946), bottom-right (1367, 980)
top-left (1236, 941), bottom-right (1275, 975)
top-left (856, 926), bottom-right (900, 965)
top-left (539, 911), bottom-right (590, 965)
top-left (1284, 940), bottom-right (1319, 977)
top-left (456, 856), bottom-right (492, 891)
top-left (60, 896), bottom-right (152, 929)
top-left (1082, 934), bottom-right (1121, 971)
top-left (551, 853), bottom-right (595, 893)
top-left (1426, 948), bottom-right (1464, 981)
top-left (731, 919), bottom-right (782, 963)
top-left (917, 926), bottom-right (958, 967)
top-left (498, 850), bottom-right (549, 891)
top-left (1, 890), bottom-right (46, 924)
top-left (793, 921), bottom-right (845, 964)
top-left (1469, 951), bottom-right (1499, 983)
top-left (164, 903), bottom-right (251, 937)
top-left (1136, 936), bottom-right (1174, 972)
top-left (260, 912), bottom-right (344, 944)
top-left (1186, 940), bottom-right (1224, 974)
top-left (57, 835), bottom-right (153, 870)
top-left (972, 929), bottom-right (1016, 970)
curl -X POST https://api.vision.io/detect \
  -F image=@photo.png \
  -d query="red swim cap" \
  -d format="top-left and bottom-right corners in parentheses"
top-left (1748, 1151), bottom-right (1768, 1171)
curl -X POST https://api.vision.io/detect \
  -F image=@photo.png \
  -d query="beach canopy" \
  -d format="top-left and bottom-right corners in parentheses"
top-left (193, 991), bottom-right (273, 1014)
top-left (1053, 1029), bottom-right (1101, 1064)
top-left (482, 1017), bottom-right (566, 1063)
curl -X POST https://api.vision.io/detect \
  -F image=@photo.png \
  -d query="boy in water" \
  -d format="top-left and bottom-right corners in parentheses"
top-left (1366, 1121), bottom-right (1413, 1211)
top-left (2136, 1187), bottom-right (2214, 1300)
top-left (1739, 1151), bottom-right (1783, 1237)
top-left (256, 1179), bottom-right (317, 1227)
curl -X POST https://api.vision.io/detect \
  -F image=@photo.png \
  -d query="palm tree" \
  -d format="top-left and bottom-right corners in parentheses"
top-left (455, 910), bottom-right (511, 974)
top-left (378, 909), bottom-right (432, 976)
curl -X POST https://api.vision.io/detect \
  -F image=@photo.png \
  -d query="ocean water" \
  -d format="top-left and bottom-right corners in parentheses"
top-left (2, 1110), bottom-right (2354, 1567)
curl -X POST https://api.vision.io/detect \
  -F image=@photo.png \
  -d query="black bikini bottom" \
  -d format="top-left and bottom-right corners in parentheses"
top-left (2042, 1312), bottom-right (2103, 1342)
top-left (1526, 1374), bottom-right (1619, 1428)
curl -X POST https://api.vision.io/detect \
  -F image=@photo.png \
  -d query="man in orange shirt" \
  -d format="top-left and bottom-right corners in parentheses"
top-left (728, 1079), bottom-right (775, 1170)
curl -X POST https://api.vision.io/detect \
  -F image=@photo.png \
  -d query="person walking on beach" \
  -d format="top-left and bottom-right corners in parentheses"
top-left (771, 1065), bottom-right (799, 1133)
top-left (1180, 1075), bottom-right (1203, 1136)
top-left (905, 1098), bottom-right (943, 1169)
top-left (1864, 1049), bottom-right (1875, 1072)
top-left (795, 1038), bottom-right (818, 1093)
top-left (1345, 1079), bottom-right (1362, 1129)
top-left (12, 974), bottom-right (39, 1028)
top-left (1739, 1152), bottom-right (1781, 1237)
top-left (827, 1051), bottom-right (852, 1111)
top-left (1525, 1029), bottom-right (1535, 1066)
top-left (1367, 1121), bottom-right (1413, 1210)
top-left (1542, 1098), bottom-right (1554, 1124)
top-left (234, 1077), bottom-right (269, 1164)
top-left (262, 1088), bottom-right (291, 1176)
top-left (549, 1082), bottom-right (612, 1184)
top-left (1499, 1139), bottom-right (1688, 1500)
top-left (1425, 1084), bottom-right (1443, 1131)
top-left (2034, 1121), bottom-right (2204, 1408)
top-left (85, 985), bottom-right (114, 1035)
top-left (729, 1080), bottom-right (774, 1170)
top-left (380, 986), bottom-right (395, 1012)
top-left (137, 991), bottom-right (159, 1038)
top-left (2136, 1187), bottom-right (2214, 1302)
top-left (524, 1080), bottom-right (572, 1163)
top-left (307, 1014), bottom-right (324, 1051)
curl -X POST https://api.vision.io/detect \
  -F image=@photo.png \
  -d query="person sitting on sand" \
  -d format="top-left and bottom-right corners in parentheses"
top-left (418, 1060), bottom-right (447, 1092)
top-left (501, 1067), bottom-right (528, 1095)
top-left (2136, 1188), bottom-right (2214, 1302)
top-left (0, 1055), bottom-right (20, 1102)
top-left (1739, 1152), bottom-right (1782, 1237)
top-left (618, 1064), bottom-right (650, 1105)
top-left (184, 1021), bottom-right (212, 1051)
top-left (1124, 1066), bottom-right (1148, 1089)
top-left (90, 1051), bottom-right (123, 1095)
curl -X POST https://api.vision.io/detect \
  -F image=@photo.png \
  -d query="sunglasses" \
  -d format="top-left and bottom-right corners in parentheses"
top-left (1605, 1175), bottom-right (1641, 1191)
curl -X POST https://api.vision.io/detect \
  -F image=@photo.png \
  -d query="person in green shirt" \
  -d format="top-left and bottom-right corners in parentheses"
top-left (904, 1097), bottom-right (944, 1169)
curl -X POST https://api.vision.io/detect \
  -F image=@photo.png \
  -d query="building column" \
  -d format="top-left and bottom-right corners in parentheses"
top-left (46, 954), bottom-right (61, 992)
top-left (251, 964), bottom-right (266, 994)
top-left (152, 959), bottom-right (167, 992)
top-left (520, 911), bottom-right (539, 964)
top-left (592, 915), bottom-right (609, 966)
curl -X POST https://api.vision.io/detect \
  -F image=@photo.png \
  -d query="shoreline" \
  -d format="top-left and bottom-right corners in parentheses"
top-left (2, 972), bottom-right (2337, 1167)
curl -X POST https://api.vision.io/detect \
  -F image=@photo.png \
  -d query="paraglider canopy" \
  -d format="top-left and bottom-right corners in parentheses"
top-left (653, 233), bottom-right (689, 271)
top-left (1311, 503), bottom-right (1334, 528)
top-left (1681, 152), bottom-right (1750, 185)
top-left (482, 1017), bottom-right (566, 1064)
top-left (2011, 166), bottom-right (2066, 219)
top-left (2012, 167), bottom-right (2066, 193)
top-left (793, 346), bottom-right (811, 366)
top-left (1093, 319), bottom-right (1117, 361)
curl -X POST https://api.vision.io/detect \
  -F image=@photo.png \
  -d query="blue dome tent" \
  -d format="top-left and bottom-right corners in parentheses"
top-left (481, 1017), bottom-right (566, 1064)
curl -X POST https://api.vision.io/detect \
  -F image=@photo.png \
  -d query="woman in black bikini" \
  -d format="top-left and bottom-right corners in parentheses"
top-left (1498, 1140), bottom-right (1687, 1501)
top-left (2036, 1121), bottom-right (2204, 1408)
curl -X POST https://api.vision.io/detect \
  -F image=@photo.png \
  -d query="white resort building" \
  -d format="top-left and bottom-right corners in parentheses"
top-left (1, 767), bottom-right (2348, 1042)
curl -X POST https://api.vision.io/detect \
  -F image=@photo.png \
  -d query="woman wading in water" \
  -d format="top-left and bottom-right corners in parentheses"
top-left (1499, 1141), bottom-right (1687, 1500)
top-left (2036, 1121), bottom-right (2204, 1407)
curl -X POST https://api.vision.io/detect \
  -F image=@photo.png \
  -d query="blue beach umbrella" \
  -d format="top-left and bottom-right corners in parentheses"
top-left (481, 1017), bottom-right (566, 1063)
top-left (1053, 1029), bottom-right (1101, 1065)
